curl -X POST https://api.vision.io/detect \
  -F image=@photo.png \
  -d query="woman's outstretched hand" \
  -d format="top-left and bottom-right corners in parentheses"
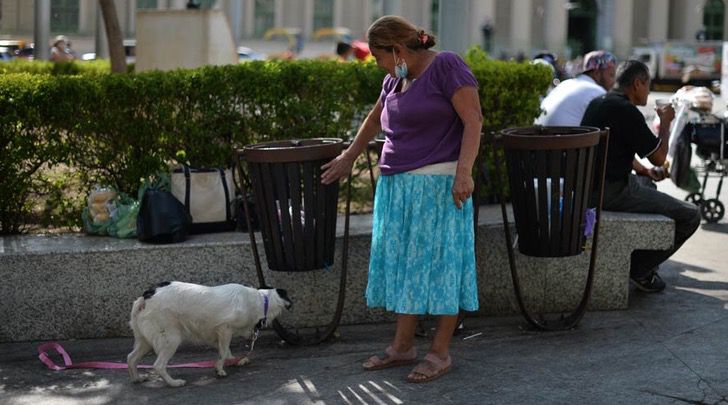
top-left (321, 153), bottom-right (356, 185)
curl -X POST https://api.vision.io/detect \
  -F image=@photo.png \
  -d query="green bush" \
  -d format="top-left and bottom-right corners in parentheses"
top-left (0, 52), bottom-right (549, 234)
top-left (466, 47), bottom-right (552, 198)
top-left (0, 59), bottom-right (113, 76)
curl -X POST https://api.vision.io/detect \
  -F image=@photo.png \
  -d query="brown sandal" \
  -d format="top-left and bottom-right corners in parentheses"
top-left (362, 346), bottom-right (417, 371)
top-left (406, 353), bottom-right (451, 383)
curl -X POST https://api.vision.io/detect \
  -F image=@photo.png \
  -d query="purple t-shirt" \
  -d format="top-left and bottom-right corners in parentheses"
top-left (378, 51), bottom-right (478, 175)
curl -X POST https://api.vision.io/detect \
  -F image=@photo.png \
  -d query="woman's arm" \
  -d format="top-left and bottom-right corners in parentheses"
top-left (451, 86), bottom-right (483, 209)
top-left (321, 99), bottom-right (383, 184)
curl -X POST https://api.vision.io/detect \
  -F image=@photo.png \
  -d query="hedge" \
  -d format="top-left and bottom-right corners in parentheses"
top-left (0, 47), bottom-right (550, 234)
top-left (0, 59), bottom-right (115, 76)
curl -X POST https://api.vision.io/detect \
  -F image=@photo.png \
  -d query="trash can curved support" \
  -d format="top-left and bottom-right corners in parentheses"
top-left (490, 127), bottom-right (609, 331)
top-left (237, 139), bottom-right (351, 345)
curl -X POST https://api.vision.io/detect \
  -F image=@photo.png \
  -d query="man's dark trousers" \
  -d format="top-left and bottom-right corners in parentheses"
top-left (602, 174), bottom-right (701, 279)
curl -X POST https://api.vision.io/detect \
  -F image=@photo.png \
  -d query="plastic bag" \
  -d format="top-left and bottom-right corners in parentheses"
top-left (82, 186), bottom-right (117, 235)
top-left (82, 185), bottom-right (143, 238)
top-left (107, 195), bottom-right (139, 239)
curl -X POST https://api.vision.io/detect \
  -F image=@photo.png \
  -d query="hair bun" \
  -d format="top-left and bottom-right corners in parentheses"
top-left (418, 30), bottom-right (436, 49)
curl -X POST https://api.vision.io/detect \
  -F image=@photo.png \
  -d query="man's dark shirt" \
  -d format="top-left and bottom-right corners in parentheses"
top-left (580, 91), bottom-right (660, 182)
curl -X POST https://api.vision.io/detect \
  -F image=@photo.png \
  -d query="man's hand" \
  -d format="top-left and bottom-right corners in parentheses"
top-left (646, 166), bottom-right (668, 182)
top-left (655, 104), bottom-right (675, 125)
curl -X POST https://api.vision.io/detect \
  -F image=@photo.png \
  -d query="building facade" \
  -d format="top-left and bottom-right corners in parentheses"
top-left (1, 0), bottom-right (726, 60)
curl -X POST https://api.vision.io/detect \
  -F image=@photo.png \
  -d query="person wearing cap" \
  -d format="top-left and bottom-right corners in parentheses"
top-left (535, 50), bottom-right (616, 126)
top-left (581, 60), bottom-right (700, 293)
top-left (50, 35), bottom-right (74, 62)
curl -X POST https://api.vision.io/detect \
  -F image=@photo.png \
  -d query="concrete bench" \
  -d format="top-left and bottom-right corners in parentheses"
top-left (0, 205), bottom-right (673, 343)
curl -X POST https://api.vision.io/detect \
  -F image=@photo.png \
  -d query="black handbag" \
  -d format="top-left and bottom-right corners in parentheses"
top-left (137, 188), bottom-right (191, 244)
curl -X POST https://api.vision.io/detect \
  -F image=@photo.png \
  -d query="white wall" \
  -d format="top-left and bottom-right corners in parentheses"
top-left (136, 9), bottom-right (237, 72)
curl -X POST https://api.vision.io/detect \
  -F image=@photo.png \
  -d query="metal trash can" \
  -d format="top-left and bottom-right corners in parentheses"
top-left (493, 126), bottom-right (609, 330)
top-left (502, 126), bottom-right (604, 257)
top-left (241, 138), bottom-right (342, 271)
top-left (237, 138), bottom-right (352, 344)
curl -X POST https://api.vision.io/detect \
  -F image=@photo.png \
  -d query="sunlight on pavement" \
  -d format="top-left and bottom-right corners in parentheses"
top-left (9, 394), bottom-right (111, 405)
top-left (674, 286), bottom-right (728, 300)
top-left (680, 269), bottom-right (728, 283)
top-left (336, 380), bottom-right (404, 405)
top-left (7, 379), bottom-right (121, 405)
top-left (368, 381), bottom-right (404, 404)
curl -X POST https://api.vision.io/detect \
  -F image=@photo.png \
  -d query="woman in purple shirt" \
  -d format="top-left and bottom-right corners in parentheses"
top-left (321, 15), bottom-right (482, 383)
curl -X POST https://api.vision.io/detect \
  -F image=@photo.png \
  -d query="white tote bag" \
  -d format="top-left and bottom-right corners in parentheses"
top-left (171, 165), bottom-right (236, 233)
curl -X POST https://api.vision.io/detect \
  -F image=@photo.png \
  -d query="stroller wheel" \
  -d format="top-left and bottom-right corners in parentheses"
top-left (685, 192), bottom-right (704, 206)
top-left (700, 199), bottom-right (725, 223)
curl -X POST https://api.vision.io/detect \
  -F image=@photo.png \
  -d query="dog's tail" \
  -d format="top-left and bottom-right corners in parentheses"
top-left (128, 297), bottom-right (145, 334)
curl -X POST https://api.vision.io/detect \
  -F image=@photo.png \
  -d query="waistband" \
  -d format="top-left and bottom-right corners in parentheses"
top-left (404, 161), bottom-right (458, 176)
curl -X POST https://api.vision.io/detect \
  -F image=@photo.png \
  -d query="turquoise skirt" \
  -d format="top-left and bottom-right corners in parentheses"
top-left (365, 172), bottom-right (479, 315)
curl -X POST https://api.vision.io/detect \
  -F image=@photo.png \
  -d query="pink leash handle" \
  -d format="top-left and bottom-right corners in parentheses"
top-left (38, 342), bottom-right (245, 370)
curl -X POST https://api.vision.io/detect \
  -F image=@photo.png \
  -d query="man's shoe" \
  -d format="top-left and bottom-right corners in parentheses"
top-left (630, 272), bottom-right (666, 293)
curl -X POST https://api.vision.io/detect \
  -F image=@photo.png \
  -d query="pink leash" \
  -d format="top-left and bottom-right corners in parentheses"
top-left (39, 292), bottom-right (268, 371)
top-left (38, 342), bottom-right (247, 371)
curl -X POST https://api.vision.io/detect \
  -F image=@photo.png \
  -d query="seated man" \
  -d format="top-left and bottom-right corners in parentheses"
top-left (581, 60), bottom-right (701, 293)
top-left (536, 50), bottom-right (617, 126)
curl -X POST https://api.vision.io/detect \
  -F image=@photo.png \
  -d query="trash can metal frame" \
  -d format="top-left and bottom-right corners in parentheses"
top-left (237, 138), bottom-right (352, 345)
top-left (492, 126), bottom-right (609, 331)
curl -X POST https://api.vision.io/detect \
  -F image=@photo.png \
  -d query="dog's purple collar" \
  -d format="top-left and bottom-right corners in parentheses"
top-left (262, 292), bottom-right (269, 325)
top-left (255, 291), bottom-right (270, 331)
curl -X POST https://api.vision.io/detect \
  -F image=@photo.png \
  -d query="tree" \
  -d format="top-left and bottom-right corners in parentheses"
top-left (99, 0), bottom-right (126, 73)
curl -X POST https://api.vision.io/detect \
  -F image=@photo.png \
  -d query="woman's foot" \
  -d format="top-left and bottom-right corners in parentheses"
top-left (362, 345), bottom-right (417, 371)
top-left (406, 353), bottom-right (451, 383)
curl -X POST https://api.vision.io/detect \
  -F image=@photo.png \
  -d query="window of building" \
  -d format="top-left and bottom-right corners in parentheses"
top-left (254, 0), bottom-right (275, 37)
top-left (51, 0), bottom-right (79, 33)
top-left (136, 0), bottom-right (158, 9)
top-left (371, 0), bottom-right (382, 23)
top-left (431, 0), bottom-right (439, 36)
top-left (313, 0), bottom-right (334, 31)
top-left (197, 0), bottom-right (217, 8)
top-left (703, 0), bottom-right (724, 40)
top-left (567, 0), bottom-right (597, 57)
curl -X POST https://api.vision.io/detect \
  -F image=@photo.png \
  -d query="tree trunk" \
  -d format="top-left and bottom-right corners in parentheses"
top-left (99, 0), bottom-right (126, 73)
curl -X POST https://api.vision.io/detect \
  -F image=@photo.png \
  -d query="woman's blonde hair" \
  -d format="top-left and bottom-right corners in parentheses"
top-left (367, 15), bottom-right (436, 51)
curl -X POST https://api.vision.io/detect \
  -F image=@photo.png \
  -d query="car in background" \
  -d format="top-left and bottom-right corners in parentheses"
top-left (0, 39), bottom-right (27, 54)
top-left (14, 45), bottom-right (35, 60)
top-left (81, 39), bottom-right (136, 64)
top-left (0, 39), bottom-right (33, 60)
top-left (237, 46), bottom-right (266, 61)
top-left (0, 47), bottom-right (13, 61)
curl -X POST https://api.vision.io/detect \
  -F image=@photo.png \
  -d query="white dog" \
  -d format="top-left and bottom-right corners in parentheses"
top-left (127, 281), bottom-right (291, 387)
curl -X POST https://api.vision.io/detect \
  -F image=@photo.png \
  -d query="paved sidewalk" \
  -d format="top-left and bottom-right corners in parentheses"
top-left (1, 151), bottom-right (727, 404)
top-left (1, 213), bottom-right (727, 404)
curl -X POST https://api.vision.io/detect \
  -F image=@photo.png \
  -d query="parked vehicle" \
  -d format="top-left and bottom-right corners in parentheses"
top-left (632, 41), bottom-right (722, 88)
top-left (0, 39), bottom-right (34, 60)
top-left (0, 39), bottom-right (28, 54)
top-left (237, 46), bottom-right (266, 61)
top-left (14, 45), bottom-right (35, 60)
top-left (81, 39), bottom-right (136, 64)
top-left (0, 47), bottom-right (13, 61)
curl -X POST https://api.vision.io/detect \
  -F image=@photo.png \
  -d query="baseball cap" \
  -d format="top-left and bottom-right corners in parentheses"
top-left (581, 50), bottom-right (616, 73)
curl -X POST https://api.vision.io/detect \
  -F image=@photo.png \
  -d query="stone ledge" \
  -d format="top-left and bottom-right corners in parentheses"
top-left (0, 206), bottom-right (673, 342)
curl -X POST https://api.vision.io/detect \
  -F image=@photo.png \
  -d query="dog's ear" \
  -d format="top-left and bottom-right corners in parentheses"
top-left (275, 288), bottom-right (293, 309)
top-left (275, 288), bottom-right (289, 300)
